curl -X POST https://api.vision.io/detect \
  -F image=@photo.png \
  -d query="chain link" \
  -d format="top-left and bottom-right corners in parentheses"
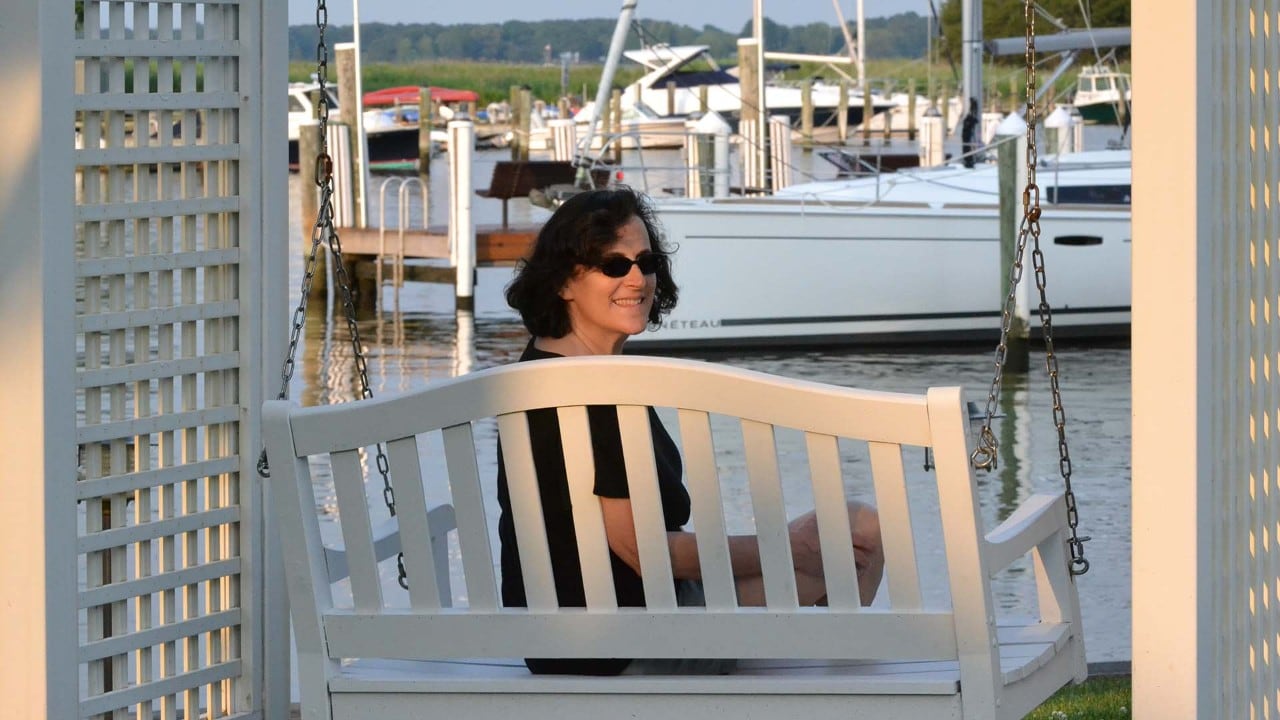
top-left (259, 0), bottom-right (409, 590)
top-left (969, 0), bottom-right (1089, 576)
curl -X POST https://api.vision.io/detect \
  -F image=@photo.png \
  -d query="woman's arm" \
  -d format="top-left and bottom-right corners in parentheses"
top-left (598, 496), bottom-right (771, 580)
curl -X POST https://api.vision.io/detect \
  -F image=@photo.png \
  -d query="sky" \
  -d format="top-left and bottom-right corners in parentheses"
top-left (287, 0), bottom-right (936, 30)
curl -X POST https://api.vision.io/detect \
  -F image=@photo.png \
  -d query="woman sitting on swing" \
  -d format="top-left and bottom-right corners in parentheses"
top-left (496, 187), bottom-right (885, 676)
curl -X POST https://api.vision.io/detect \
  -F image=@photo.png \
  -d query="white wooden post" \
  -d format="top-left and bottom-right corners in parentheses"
top-left (918, 108), bottom-right (945, 167)
top-left (768, 114), bottom-right (793, 191)
top-left (0, 1), bottom-right (78, 718)
top-left (256, 0), bottom-right (292, 716)
top-left (548, 118), bottom-right (576, 162)
top-left (1133, 2), bottom-right (1266, 718)
top-left (449, 121), bottom-right (476, 311)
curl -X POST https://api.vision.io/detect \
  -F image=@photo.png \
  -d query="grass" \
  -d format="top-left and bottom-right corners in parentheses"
top-left (290, 57), bottom-right (1130, 110)
top-left (1028, 675), bottom-right (1132, 720)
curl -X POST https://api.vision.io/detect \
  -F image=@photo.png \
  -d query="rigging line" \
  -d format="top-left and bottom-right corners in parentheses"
top-left (1075, 0), bottom-right (1103, 61)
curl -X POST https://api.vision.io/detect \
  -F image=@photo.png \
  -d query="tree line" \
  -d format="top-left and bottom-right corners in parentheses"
top-left (287, 2), bottom-right (1127, 67)
top-left (287, 13), bottom-right (936, 65)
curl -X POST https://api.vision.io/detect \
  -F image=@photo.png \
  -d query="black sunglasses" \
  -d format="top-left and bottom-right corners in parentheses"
top-left (593, 253), bottom-right (665, 278)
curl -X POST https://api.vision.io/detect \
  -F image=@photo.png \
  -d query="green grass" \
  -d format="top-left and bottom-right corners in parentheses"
top-left (1027, 675), bottom-right (1131, 720)
top-left (289, 60), bottom-right (644, 106)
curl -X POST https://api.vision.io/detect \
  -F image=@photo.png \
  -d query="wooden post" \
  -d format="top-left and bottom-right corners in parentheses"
top-left (667, 80), bottom-right (677, 116)
top-left (298, 124), bottom-right (327, 298)
top-left (598, 87), bottom-right (613, 156)
top-left (838, 80), bottom-right (849, 144)
top-left (907, 79), bottom-right (917, 141)
top-left (335, 44), bottom-right (365, 226)
top-left (610, 88), bottom-right (623, 164)
top-left (883, 82), bottom-right (893, 141)
top-left (996, 119), bottom-right (1029, 371)
top-left (517, 87), bottom-right (532, 162)
top-left (941, 88), bottom-right (952, 137)
top-left (418, 87), bottom-right (432, 176)
top-left (861, 85), bottom-right (873, 146)
top-left (509, 85), bottom-right (523, 161)
top-left (699, 85), bottom-right (709, 114)
top-left (557, 97), bottom-right (571, 119)
top-left (800, 79), bottom-right (813, 145)
top-left (1009, 74), bottom-right (1019, 114)
top-left (737, 38), bottom-right (765, 191)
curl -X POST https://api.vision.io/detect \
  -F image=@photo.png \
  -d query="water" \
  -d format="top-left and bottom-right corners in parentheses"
top-left (285, 139), bottom-right (1132, 663)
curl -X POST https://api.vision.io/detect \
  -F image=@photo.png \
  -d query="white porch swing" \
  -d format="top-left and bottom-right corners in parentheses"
top-left (260, 3), bottom-right (1089, 718)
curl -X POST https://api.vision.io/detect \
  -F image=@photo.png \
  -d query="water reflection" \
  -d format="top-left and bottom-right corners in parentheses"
top-left (996, 373), bottom-right (1031, 523)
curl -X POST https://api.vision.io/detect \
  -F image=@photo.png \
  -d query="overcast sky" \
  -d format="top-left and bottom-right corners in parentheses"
top-left (287, 1), bottom-right (935, 30)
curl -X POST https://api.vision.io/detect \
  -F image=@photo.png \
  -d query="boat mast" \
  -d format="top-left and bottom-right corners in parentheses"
top-left (753, 0), bottom-right (767, 188)
top-left (829, 0), bottom-right (865, 92)
top-left (577, 0), bottom-right (637, 183)
top-left (352, 0), bottom-right (368, 226)
top-left (962, 0), bottom-right (983, 122)
top-left (855, 0), bottom-right (865, 92)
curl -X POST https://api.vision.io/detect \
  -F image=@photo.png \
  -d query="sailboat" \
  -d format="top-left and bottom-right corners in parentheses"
top-left (605, 44), bottom-right (895, 128)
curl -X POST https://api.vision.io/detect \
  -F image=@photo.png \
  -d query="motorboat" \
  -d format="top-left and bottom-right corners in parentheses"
top-left (629, 147), bottom-right (1131, 350)
top-left (287, 83), bottom-right (445, 170)
top-left (1073, 64), bottom-right (1132, 125)
top-left (616, 44), bottom-right (896, 128)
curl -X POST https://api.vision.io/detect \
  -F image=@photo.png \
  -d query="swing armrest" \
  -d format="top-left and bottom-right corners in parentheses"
top-left (324, 504), bottom-right (457, 583)
top-left (984, 492), bottom-right (1068, 574)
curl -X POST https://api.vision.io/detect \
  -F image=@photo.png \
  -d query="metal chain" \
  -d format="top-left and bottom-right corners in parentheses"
top-left (970, 0), bottom-right (1089, 576)
top-left (258, 0), bottom-right (409, 589)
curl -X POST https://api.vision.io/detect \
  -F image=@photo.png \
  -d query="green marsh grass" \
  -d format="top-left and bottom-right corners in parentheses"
top-left (1029, 675), bottom-right (1132, 720)
top-left (289, 58), bottom-right (1126, 110)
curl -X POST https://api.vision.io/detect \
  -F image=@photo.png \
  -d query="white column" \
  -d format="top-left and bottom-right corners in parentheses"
top-left (548, 118), bottom-right (577, 162)
top-left (449, 121), bottom-right (476, 311)
top-left (0, 1), bottom-right (78, 718)
top-left (768, 114), bottom-right (793, 191)
top-left (253, 0), bottom-right (291, 715)
top-left (1132, 1), bottom-right (1216, 718)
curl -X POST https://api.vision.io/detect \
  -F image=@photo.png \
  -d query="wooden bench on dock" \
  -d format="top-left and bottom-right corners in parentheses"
top-left (264, 356), bottom-right (1087, 720)
top-left (477, 160), bottom-right (612, 227)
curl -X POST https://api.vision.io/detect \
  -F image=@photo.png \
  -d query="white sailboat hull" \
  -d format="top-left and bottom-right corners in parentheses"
top-left (632, 194), bottom-right (1130, 350)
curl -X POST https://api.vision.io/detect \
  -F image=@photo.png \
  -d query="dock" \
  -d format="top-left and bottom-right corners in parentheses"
top-left (328, 223), bottom-right (538, 313)
top-left (335, 223), bottom-right (538, 265)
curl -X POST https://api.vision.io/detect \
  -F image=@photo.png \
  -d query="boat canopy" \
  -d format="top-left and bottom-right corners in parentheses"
top-left (622, 45), bottom-right (710, 71)
top-left (363, 85), bottom-right (480, 107)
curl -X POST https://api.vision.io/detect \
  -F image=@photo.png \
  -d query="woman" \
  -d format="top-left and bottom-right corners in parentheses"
top-left (498, 187), bottom-right (884, 675)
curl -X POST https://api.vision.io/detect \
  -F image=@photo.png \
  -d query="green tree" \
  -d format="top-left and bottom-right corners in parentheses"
top-left (938, 0), bottom-right (1130, 62)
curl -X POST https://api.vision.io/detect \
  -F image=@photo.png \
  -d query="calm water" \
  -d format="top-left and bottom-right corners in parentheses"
top-left (285, 140), bottom-right (1132, 662)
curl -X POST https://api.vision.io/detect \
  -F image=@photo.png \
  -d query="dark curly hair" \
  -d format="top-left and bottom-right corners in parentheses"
top-left (505, 187), bottom-right (678, 338)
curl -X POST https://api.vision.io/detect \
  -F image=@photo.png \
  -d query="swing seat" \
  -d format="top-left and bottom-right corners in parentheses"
top-left (263, 355), bottom-right (1086, 720)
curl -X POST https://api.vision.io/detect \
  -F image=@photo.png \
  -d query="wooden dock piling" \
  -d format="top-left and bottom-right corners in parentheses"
top-left (800, 79), bottom-right (813, 145)
top-left (838, 81), bottom-right (849, 144)
top-left (861, 87), bottom-right (873, 146)
top-left (418, 88), bottom-right (433, 176)
top-left (907, 79), bottom-right (917, 141)
top-left (335, 45), bottom-right (365, 227)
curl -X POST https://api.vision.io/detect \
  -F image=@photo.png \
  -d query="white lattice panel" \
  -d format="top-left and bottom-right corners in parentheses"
top-left (1211, 4), bottom-right (1280, 718)
top-left (72, 1), bottom-right (273, 718)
